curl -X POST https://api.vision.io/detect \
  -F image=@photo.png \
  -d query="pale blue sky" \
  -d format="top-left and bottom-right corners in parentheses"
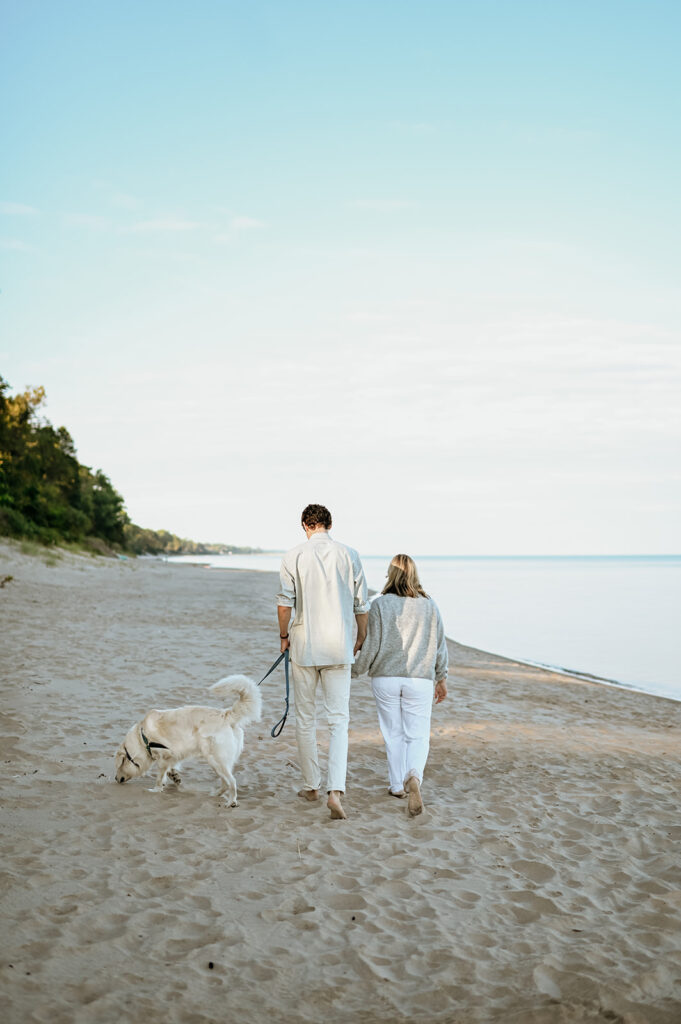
top-left (1, 1), bottom-right (679, 553)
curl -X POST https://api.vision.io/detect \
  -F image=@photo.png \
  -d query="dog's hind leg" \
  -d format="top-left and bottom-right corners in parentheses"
top-left (221, 767), bottom-right (238, 807)
top-left (207, 755), bottom-right (238, 806)
top-left (205, 735), bottom-right (239, 806)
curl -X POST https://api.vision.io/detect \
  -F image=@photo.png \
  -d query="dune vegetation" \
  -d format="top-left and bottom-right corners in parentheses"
top-left (0, 375), bottom-right (256, 556)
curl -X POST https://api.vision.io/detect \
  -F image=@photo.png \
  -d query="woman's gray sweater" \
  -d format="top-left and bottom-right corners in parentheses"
top-left (352, 593), bottom-right (449, 681)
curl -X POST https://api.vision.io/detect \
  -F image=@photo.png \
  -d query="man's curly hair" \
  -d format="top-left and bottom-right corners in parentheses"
top-left (301, 503), bottom-right (332, 530)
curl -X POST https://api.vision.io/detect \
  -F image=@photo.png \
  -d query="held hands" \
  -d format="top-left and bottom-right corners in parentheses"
top-left (434, 679), bottom-right (448, 704)
top-left (354, 612), bottom-right (368, 656)
top-left (353, 633), bottom-right (366, 655)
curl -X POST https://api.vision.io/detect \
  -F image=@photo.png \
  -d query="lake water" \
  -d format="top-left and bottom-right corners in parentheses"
top-left (168, 553), bottom-right (681, 703)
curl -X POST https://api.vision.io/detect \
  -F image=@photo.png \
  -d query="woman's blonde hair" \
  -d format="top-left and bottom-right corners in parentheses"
top-left (381, 553), bottom-right (429, 599)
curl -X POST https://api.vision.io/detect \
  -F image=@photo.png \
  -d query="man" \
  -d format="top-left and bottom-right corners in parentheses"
top-left (277, 503), bottom-right (369, 820)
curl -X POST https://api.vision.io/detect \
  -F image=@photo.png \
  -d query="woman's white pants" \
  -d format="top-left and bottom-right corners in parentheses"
top-left (371, 676), bottom-right (433, 794)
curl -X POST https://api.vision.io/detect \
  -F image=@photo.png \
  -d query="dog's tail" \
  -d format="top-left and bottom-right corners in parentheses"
top-left (209, 674), bottom-right (262, 727)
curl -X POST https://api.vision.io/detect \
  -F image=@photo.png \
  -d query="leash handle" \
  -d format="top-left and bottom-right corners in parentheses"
top-left (258, 649), bottom-right (290, 738)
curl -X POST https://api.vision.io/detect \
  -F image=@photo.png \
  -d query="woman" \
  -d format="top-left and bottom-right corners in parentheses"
top-left (352, 554), bottom-right (448, 817)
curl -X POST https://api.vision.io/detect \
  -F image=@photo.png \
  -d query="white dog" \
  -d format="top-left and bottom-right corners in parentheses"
top-left (114, 674), bottom-right (261, 806)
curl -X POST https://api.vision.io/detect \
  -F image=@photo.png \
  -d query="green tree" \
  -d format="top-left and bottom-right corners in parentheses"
top-left (0, 375), bottom-right (127, 546)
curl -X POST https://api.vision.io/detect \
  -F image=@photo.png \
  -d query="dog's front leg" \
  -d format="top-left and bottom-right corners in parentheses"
top-left (148, 760), bottom-right (170, 792)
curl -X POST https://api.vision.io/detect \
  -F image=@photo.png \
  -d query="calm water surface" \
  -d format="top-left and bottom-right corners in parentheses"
top-left (169, 554), bottom-right (681, 703)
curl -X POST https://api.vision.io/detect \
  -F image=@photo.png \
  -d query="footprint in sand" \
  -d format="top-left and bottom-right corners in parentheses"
top-left (326, 892), bottom-right (369, 911)
top-left (163, 927), bottom-right (226, 956)
top-left (46, 900), bottom-right (80, 921)
top-left (453, 889), bottom-right (481, 907)
top-left (329, 873), bottom-right (361, 891)
top-left (306, 839), bottom-right (338, 857)
top-left (432, 866), bottom-right (459, 880)
top-left (508, 890), bottom-right (562, 924)
top-left (249, 964), bottom-right (278, 982)
top-left (511, 858), bottom-right (556, 884)
top-left (70, 914), bottom-right (129, 943)
top-left (260, 893), bottom-right (316, 923)
top-left (187, 895), bottom-right (212, 911)
top-left (380, 880), bottom-right (415, 899)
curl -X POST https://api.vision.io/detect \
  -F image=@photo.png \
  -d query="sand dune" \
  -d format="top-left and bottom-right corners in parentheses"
top-left (1, 540), bottom-right (680, 1023)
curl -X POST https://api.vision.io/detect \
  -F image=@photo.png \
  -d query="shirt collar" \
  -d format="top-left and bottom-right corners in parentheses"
top-left (309, 531), bottom-right (332, 543)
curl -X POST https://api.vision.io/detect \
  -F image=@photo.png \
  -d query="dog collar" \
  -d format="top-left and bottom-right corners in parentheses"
top-left (123, 745), bottom-right (140, 768)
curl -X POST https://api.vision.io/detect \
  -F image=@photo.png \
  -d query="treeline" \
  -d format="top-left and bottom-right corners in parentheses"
top-left (0, 377), bottom-right (127, 546)
top-left (0, 376), bottom-right (258, 556)
top-left (123, 524), bottom-right (259, 557)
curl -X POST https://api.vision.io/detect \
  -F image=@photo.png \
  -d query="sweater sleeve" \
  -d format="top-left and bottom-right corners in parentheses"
top-left (351, 599), bottom-right (381, 677)
top-left (434, 604), bottom-right (449, 680)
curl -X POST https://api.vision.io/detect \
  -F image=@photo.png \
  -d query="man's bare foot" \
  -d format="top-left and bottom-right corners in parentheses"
top-left (297, 788), bottom-right (320, 802)
top-left (327, 791), bottom-right (347, 820)
top-left (389, 789), bottom-right (406, 798)
top-left (405, 776), bottom-right (423, 817)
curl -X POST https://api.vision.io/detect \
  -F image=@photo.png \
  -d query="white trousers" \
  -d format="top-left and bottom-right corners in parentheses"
top-left (291, 662), bottom-right (351, 793)
top-left (371, 676), bottom-right (433, 794)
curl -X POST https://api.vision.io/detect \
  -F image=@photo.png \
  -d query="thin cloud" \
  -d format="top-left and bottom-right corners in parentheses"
top-left (392, 120), bottom-right (437, 134)
top-left (110, 191), bottom-right (142, 211)
top-left (214, 215), bottom-right (268, 242)
top-left (122, 219), bottom-right (202, 234)
top-left (348, 199), bottom-right (414, 211)
top-left (92, 181), bottom-right (143, 211)
top-left (0, 201), bottom-right (39, 216)
top-left (0, 237), bottom-right (35, 251)
top-left (62, 213), bottom-right (112, 229)
top-left (231, 216), bottom-right (266, 230)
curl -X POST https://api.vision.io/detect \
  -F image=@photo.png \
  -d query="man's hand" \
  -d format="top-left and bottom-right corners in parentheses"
top-left (280, 635), bottom-right (290, 654)
top-left (434, 679), bottom-right (448, 704)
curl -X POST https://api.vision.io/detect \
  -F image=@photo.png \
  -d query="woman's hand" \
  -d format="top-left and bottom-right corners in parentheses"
top-left (434, 679), bottom-right (447, 704)
top-left (354, 612), bottom-right (368, 655)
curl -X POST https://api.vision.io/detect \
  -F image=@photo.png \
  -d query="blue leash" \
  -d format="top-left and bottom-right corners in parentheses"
top-left (258, 649), bottom-right (290, 738)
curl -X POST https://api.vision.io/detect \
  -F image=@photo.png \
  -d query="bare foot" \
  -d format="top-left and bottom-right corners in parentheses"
top-left (406, 776), bottom-right (423, 817)
top-left (327, 791), bottom-right (347, 820)
top-left (389, 789), bottom-right (406, 799)
top-left (297, 788), bottom-right (320, 802)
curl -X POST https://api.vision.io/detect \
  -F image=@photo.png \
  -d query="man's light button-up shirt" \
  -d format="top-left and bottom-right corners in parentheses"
top-left (277, 531), bottom-right (370, 667)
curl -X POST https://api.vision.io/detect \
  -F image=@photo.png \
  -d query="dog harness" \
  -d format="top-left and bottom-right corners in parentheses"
top-left (140, 727), bottom-right (169, 758)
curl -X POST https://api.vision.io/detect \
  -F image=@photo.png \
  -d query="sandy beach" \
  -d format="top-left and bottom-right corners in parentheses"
top-left (1, 540), bottom-right (680, 1024)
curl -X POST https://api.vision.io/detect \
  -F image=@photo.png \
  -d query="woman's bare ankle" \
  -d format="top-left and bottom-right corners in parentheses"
top-left (327, 790), bottom-right (347, 820)
top-left (405, 776), bottom-right (423, 816)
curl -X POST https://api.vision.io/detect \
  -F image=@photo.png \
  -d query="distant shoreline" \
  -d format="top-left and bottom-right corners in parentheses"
top-left (161, 554), bottom-right (681, 706)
